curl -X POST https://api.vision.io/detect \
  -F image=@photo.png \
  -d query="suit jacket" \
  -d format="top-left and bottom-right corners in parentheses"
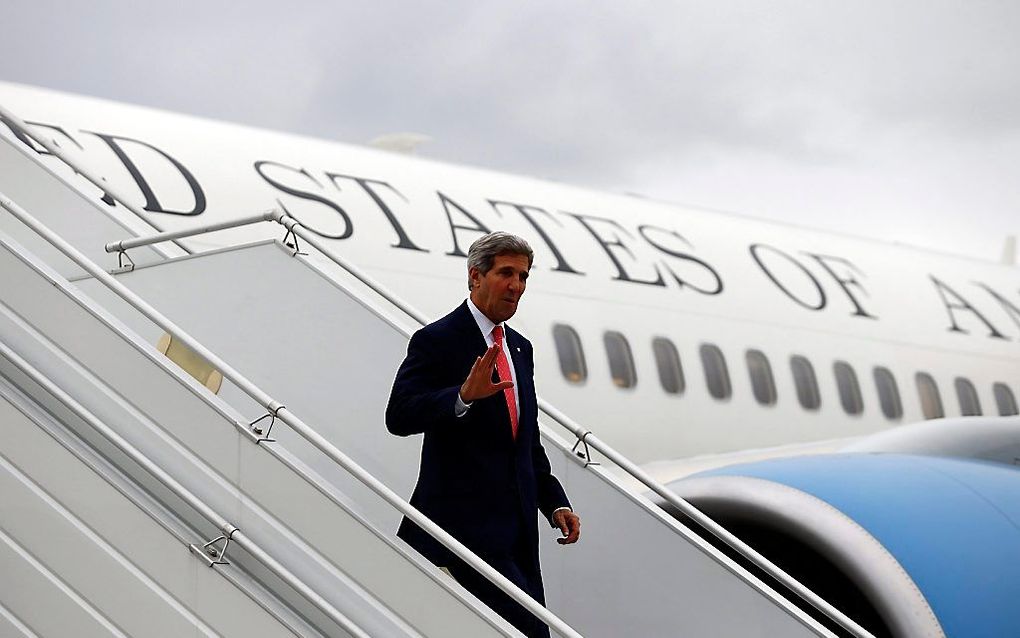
top-left (386, 301), bottom-right (570, 570)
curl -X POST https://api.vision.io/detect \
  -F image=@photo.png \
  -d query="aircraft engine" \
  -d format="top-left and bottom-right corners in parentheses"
top-left (662, 453), bottom-right (1020, 638)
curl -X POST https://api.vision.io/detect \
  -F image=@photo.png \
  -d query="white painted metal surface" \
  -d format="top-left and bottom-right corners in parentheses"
top-left (2, 82), bottom-right (1018, 466)
top-left (0, 600), bottom-right (38, 638)
top-left (0, 134), bottom-right (170, 276)
top-left (0, 91), bottom-right (877, 632)
top-left (0, 341), bottom-right (371, 638)
top-left (843, 416), bottom-right (1020, 465)
top-left (0, 389), bottom-right (303, 638)
top-left (77, 239), bottom-right (836, 637)
top-left (0, 191), bottom-right (568, 638)
top-left (268, 213), bottom-right (870, 637)
top-left (0, 230), bottom-right (521, 637)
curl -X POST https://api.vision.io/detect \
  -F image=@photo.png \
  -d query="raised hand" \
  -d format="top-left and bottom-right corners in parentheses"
top-left (459, 344), bottom-right (514, 403)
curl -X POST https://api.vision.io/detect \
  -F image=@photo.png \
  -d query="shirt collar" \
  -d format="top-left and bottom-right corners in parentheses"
top-left (467, 297), bottom-right (502, 341)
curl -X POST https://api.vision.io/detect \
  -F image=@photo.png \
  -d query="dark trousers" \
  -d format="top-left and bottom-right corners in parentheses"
top-left (446, 535), bottom-right (550, 638)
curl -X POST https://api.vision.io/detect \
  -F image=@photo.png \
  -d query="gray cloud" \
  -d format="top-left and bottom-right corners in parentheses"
top-left (1, 0), bottom-right (1017, 259)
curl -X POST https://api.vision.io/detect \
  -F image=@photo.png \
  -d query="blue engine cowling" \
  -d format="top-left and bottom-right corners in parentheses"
top-left (665, 453), bottom-right (1020, 638)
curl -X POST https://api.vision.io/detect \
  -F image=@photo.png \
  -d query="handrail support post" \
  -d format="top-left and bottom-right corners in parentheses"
top-left (570, 431), bottom-right (600, 468)
top-left (249, 401), bottom-right (285, 443)
top-left (279, 216), bottom-right (307, 256)
top-left (115, 248), bottom-right (135, 272)
top-left (190, 524), bottom-right (238, 567)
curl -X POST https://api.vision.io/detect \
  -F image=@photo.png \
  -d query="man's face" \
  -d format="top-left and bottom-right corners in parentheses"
top-left (469, 252), bottom-right (530, 324)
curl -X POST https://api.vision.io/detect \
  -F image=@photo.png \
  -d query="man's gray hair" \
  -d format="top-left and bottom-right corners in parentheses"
top-left (466, 231), bottom-right (534, 290)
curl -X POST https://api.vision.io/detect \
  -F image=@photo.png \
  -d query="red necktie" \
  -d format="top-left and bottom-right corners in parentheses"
top-left (492, 325), bottom-right (518, 440)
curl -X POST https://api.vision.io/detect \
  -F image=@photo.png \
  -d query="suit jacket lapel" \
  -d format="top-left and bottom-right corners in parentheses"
top-left (506, 328), bottom-right (527, 385)
top-left (453, 301), bottom-right (488, 356)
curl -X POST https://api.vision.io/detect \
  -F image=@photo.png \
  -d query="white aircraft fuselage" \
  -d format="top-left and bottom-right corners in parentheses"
top-left (2, 81), bottom-right (1017, 464)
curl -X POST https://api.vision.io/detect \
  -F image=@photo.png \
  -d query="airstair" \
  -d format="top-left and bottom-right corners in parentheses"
top-left (0, 105), bottom-right (870, 637)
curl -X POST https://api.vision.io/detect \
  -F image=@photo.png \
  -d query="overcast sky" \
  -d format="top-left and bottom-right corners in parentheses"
top-left (2, 1), bottom-right (1018, 262)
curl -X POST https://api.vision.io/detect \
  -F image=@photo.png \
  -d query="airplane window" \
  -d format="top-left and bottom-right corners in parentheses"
top-left (955, 377), bottom-right (982, 416)
top-left (992, 383), bottom-right (1017, 416)
top-left (790, 355), bottom-right (820, 410)
top-left (873, 367), bottom-right (902, 420)
top-left (745, 350), bottom-right (776, 405)
top-left (652, 337), bottom-right (685, 395)
top-left (915, 372), bottom-right (944, 419)
top-left (833, 361), bottom-right (863, 415)
top-left (604, 331), bottom-right (636, 389)
top-left (552, 324), bottom-right (587, 384)
top-left (699, 344), bottom-right (731, 400)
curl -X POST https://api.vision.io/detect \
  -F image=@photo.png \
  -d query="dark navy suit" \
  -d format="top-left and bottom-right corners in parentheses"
top-left (386, 301), bottom-right (570, 638)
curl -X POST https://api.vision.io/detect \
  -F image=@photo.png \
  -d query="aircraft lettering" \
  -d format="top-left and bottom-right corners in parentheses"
top-left (974, 283), bottom-right (1020, 336)
top-left (929, 276), bottom-right (1007, 339)
top-left (325, 173), bottom-right (427, 252)
top-left (0, 118), bottom-right (84, 155)
top-left (11, 116), bottom-right (1020, 350)
top-left (638, 224), bottom-right (724, 295)
top-left (489, 200), bottom-right (583, 274)
top-left (749, 243), bottom-right (826, 311)
top-left (86, 132), bottom-right (206, 216)
top-left (437, 191), bottom-right (492, 257)
top-left (253, 160), bottom-right (353, 239)
top-left (804, 253), bottom-right (877, 319)
top-left (565, 211), bottom-right (665, 287)
top-left (1, 119), bottom-right (120, 206)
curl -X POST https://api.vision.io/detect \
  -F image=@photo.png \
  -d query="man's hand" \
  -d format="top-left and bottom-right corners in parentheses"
top-left (459, 344), bottom-right (513, 403)
top-left (552, 509), bottom-right (581, 545)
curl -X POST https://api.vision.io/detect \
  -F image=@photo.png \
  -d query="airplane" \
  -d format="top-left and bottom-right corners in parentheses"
top-left (1, 81), bottom-right (1017, 466)
top-left (2, 79), bottom-right (1019, 637)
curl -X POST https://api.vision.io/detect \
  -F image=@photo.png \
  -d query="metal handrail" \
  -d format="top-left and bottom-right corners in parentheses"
top-left (97, 208), bottom-right (871, 637)
top-left (257, 215), bottom-right (874, 638)
top-left (535, 404), bottom-right (871, 637)
top-left (0, 339), bottom-right (371, 638)
top-left (104, 210), bottom-right (283, 253)
top-left (0, 188), bottom-right (581, 638)
top-left (1, 99), bottom-right (866, 635)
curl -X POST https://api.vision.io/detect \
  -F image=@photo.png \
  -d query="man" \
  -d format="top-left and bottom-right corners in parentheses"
top-left (386, 231), bottom-right (581, 638)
